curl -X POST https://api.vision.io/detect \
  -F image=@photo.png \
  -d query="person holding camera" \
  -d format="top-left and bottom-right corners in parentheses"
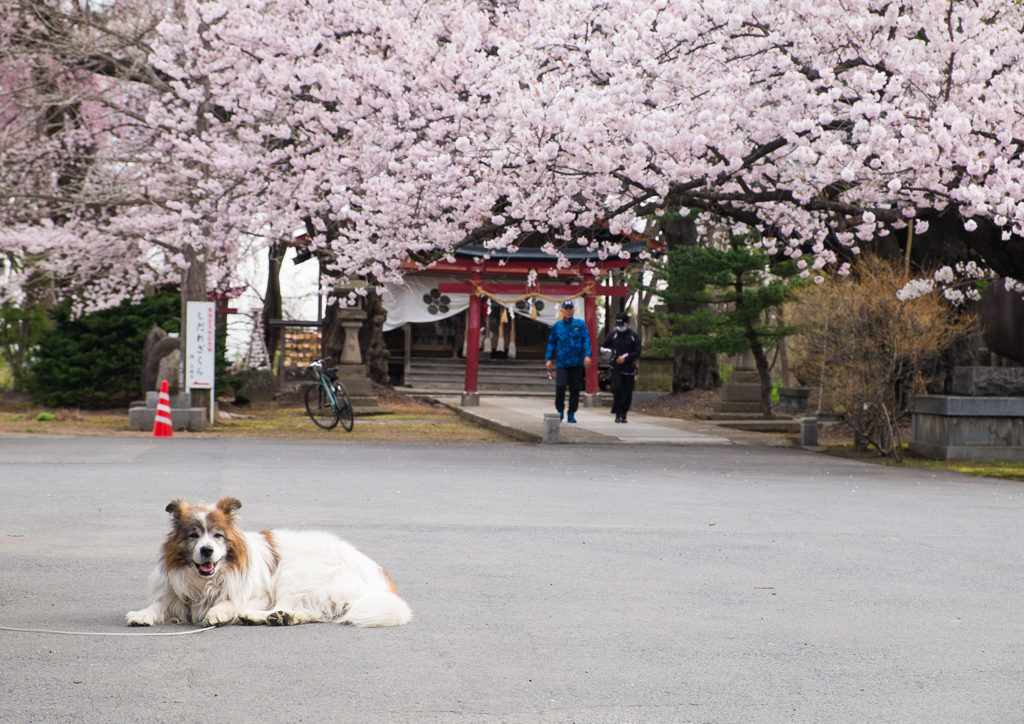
top-left (600, 312), bottom-right (642, 423)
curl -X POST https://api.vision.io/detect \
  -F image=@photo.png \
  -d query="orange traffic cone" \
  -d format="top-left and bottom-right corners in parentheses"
top-left (152, 379), bottom-right (174, 438)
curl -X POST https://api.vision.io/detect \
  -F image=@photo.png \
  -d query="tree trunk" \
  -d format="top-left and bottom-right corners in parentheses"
top-left (361, 289), bottom-right (390, 386)
top-left (672, 348), bottom-right (720, 392)
top-left (180, 245), bottom-right (209, 409)
top-left (261, 239), bottom-right (286, 360)
top-left (13, 317), bottom-right (30, 392)
top-left (747, 325), bottom-right (774, 420)
top-left (320, 300), bottom-right (344, 364)
top-left (777, 308), bottom-right (791, 388)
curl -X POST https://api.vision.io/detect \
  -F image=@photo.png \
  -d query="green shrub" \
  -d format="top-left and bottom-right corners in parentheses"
top-left (29, 295), bottom-right (181, 408)
top-left (35, 412), bottom-right (55, 421)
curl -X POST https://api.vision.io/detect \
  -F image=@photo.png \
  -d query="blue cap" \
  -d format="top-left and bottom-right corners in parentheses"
top-left (561, 300), bottom-right (575, 309)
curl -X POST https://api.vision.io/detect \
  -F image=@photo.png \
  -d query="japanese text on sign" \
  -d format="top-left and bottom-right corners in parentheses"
top-left (186, 301), bottom-right (216, 390)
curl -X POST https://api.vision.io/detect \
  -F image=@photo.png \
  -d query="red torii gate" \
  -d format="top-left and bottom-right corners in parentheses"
top-left (433, 258), bottom-right (630, 401)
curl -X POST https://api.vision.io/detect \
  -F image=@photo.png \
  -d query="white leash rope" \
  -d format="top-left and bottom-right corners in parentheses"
top-left (0, 625), bottom-right (216, 637)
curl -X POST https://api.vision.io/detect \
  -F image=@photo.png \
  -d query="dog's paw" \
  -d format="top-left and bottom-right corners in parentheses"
top-left (237, 612), bottom-right (267, 626)
top-left (204, 606), bottom-right (238, 627)
top-left (126, 611), bottom-right (154, 627)
top-left (266, 610), bottom-right (295, 626)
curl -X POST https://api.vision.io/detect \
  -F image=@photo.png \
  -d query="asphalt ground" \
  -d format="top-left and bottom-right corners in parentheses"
top-left (1, 435), bottom-right (1022, 723)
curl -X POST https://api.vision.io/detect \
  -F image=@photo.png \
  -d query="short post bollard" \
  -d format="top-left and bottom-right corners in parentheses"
top-left (800, 417), bottom-right (818, 447)
top-left (542, 413), bottom-right (561, 444)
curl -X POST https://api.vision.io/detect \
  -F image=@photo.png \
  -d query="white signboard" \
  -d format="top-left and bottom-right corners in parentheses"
top-left (186, 301), bottom-right (216, 390)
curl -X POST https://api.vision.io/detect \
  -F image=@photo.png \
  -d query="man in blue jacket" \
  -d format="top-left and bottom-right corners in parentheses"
top-left (545, 300), bottom-right (592, 423)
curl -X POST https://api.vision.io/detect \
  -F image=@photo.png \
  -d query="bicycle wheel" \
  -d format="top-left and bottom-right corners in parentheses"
top-left (304, 383), bottom-right (339, 430)
top-left (335, 382), bottom-right (354, 432)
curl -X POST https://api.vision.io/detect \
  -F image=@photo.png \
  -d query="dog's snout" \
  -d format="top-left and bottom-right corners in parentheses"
top-left (200, 546), bottom-right (214, 558)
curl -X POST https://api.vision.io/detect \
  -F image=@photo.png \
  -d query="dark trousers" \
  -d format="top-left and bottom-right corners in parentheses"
top-left (610, 369), bottom-right (636, 416)
top-left (555, 366), bottom-right (585, 414)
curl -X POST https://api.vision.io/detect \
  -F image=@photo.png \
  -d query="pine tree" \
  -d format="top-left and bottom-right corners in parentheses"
top-left (651, 234), bottom-right (804, 419)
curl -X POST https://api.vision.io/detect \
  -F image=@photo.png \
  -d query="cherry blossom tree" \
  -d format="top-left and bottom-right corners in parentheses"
top-left (7, 0), bottom-right (1024, 334)
top-left (2, 0), bottom-right (267, 402)
top-left (467, 0), bottom-right (1024, 296)
top-left (2, 0), bottom-right (183, 311)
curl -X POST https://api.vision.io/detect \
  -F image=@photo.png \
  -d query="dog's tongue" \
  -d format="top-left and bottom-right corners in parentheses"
top-left (199, 562), bottom-right (215, 574)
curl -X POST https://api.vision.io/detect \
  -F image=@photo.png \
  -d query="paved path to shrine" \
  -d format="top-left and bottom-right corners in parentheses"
top-left (2, 435), bottom-right (1022, 723)
top-left (436, 394), bottom-right (781, 445)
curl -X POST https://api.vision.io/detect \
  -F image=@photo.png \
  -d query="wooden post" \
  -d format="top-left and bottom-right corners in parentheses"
top-left (277, 327), bottom-right (286, 391)
top-left (180, 245), bottom-right (210, 412)
top-left (403, 323), bottom-right (412, 379)
top-left (464, 276), bottom-right (482, 394)
top-left (777, 307), bottom-right (791, 388)
top-left (584, 292), bottom-right (599, 395)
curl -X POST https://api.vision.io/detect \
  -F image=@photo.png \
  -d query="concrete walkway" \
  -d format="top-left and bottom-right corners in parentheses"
top-left (438, 395), bottom-right (794, 446)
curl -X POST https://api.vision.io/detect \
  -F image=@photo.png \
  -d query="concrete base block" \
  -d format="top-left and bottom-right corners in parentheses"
top-left (914, 395), bottom-right (1024, 417)
top-left (336, 376), bottom-right (372, 396)
top-left (583, 393), bottom-right (602, 408)
top-left (779, 387), bottom-right (811, 415)
top-left (331, 375), bottom-right (380, 410)
top-left (345, 396), bottom-right (380, 408)
top-left (800, 417), bottom-right (818, 447)
top-left (909, 441), bottom-right (1024, 462)
top-left (352, 406), bottom-right (395, 416)
top-left (713, 401), bottom-right (764, 414)
top-left (129, 407), bottom-right (207, 432)
top-left (461, 392), bottom-right (480, 407)
top-left (912, 395), bottom-right (1024, 461)
top-left (542, 413), bottom-right (561, 444)
top-left (333, 364), bottom-right (367, 378)
top-left (712, 419), bottom-right (798, 432)
top-left (721, 384), bottom-right (763, 402)
top-left (146, 391), bottom-right (191, 409)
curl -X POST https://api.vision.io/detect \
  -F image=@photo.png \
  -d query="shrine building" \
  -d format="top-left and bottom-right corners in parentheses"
top-left (382, 229), bottom-right (647, 405)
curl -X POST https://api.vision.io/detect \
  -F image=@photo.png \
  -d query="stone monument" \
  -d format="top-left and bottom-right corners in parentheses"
top-left (156, 349), bottom-right (181, 395)
top-left (911, 366), bottom-right (1024, 461)
top-left (141, 332), bottom-right (178, 395)
top-left (330, 297), bottom-right (387, 412)
top-left (712, 352), bottom-right (765, 416)
top-left (234, 369), bottom-right (276, 405)
top-left (911, 280), bottom-right (1024, 461)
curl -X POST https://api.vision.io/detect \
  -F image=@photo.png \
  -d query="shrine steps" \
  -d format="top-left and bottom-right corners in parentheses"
top-left (401, 358), bottom-right (554, 394)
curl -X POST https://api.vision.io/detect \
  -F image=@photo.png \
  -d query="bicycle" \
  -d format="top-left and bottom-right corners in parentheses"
top-left (303, 357), bottom-right (354, 432)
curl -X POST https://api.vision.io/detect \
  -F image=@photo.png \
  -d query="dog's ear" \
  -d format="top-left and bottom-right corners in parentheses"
top-left (216, 497), bottom-right (242, 516)
top-left (165, 499), bottom-right (189, 521)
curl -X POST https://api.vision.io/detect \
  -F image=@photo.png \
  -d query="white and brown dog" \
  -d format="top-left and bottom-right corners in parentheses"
top-left (126, 497), bottom-right (411, 628)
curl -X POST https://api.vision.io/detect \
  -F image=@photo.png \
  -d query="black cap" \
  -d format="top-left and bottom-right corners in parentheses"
top-left (615, 312), bottom-right (630, 324)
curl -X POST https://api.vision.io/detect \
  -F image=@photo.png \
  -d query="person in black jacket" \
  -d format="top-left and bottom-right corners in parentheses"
top-left (600, 312), bottom-right (642, 423)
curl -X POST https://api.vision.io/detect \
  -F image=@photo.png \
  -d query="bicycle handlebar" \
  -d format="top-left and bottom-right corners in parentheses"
top-left (307, 356), bottom-right (333, 368)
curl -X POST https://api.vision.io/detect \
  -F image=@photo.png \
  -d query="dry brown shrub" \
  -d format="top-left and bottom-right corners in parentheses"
top-left (788, 255), bottom-right (974, 459)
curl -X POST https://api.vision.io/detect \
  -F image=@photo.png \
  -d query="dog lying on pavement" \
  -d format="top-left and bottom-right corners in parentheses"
top-left (126, 497), bottom-right (411, 628)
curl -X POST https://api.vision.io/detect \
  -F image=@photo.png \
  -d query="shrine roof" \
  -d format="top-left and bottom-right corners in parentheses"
top-left (454, 241), bottom-right (646, 262)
